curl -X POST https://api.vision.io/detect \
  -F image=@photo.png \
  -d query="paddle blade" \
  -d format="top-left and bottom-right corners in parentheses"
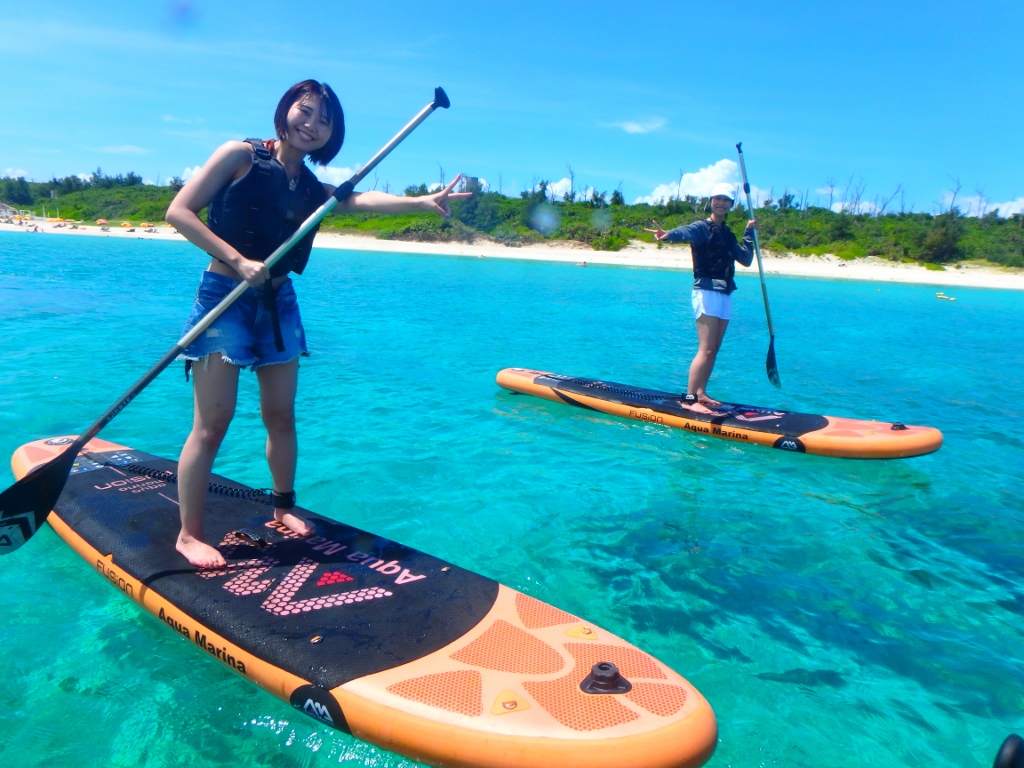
top-left (995, 734), bottom-right (1024, 768)
top-left (0, 442), bottom-right (81, 555)
top-left (766, 336), bottom-right (781, 389)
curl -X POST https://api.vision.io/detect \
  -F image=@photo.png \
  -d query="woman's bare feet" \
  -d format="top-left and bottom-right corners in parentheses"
top-left (176, 532), bottom-right (227, 569)
top-left (698, 395), bottom-right (724, 408)
top-left (274, 508), bottom-right (316, 537)
top-left (679, 398), bottom-right (715, 415)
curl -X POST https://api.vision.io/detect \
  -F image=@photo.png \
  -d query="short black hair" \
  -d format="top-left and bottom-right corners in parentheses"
top-left (273, 80), bottom-right (345, 166)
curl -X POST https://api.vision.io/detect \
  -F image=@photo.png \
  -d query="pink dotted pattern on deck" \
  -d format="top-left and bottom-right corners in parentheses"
top-left (260, 557), bottom-right (392, 616)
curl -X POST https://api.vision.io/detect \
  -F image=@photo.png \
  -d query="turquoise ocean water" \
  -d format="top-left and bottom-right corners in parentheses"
top-left (1, 229), bottom-right (1022, 767)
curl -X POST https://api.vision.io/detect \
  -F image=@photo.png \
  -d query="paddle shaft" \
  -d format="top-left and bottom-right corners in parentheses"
top-left (735, 143), bottom-right (776, 338)
top-left (75, 88), bottom-right (450, 449)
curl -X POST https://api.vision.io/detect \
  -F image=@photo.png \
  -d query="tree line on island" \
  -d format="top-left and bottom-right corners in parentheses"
top-left (2, 170), bottom-right (1022, 269)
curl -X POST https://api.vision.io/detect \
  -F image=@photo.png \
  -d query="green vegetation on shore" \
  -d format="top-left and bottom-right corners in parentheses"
top-left (4, 172), bottom-right (1022, 268)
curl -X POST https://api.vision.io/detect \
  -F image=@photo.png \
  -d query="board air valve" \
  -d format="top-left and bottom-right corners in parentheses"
top-left (579, 661), bottom-right (633, 694)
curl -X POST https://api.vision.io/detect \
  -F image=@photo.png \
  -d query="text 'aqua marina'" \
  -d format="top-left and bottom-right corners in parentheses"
top-left (158, 606), bottom-right (247, 675)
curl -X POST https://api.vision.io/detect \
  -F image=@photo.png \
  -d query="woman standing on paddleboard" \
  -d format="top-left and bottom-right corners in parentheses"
top-left (167, 79), bottom-right (468, 568)
top-left (645, 182), bottom-right (757, 414)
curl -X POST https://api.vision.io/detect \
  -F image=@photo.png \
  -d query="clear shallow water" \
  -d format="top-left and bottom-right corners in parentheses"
top-left (1, 229), bottom-right (1022, 767)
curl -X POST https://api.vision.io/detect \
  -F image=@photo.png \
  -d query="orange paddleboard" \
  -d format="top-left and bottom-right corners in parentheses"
top-left (497, 368), bottom-right (942, 459)
top-left (11, 436), bottom-right (717, 768)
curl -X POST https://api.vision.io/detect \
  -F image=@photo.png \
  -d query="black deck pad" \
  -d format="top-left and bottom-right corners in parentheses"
top-left (536, 373), bottom-right (829, 436)
top-left (57, 450), bottom-right (499, 689)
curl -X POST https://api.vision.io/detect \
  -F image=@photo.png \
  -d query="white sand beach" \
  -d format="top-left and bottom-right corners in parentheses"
top-left (4, 220), bottom-right (1023, 291)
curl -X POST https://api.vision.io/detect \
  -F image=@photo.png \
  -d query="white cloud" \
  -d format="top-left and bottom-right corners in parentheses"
top-left (941, 192), bottom-right (1024, 218)
top-left (990, 198), bottom-right (1024, 216)
top-left (529, 177), bottom-right (594, 202)
top-left (2, 167), bottom-right (29, 178)
top-left (635, 159), bottom-right (743, 204)
top-left (547, 177), bottom-right (572, 200)
top-left (313, 166), bottom-right (356, 187)
top-left (831, 200), bottom-right (880, 215)
top-left (607, 117), bottom-right (667, 135)
top-left (97, 145), bottom-right (149, 155)
top-left (181, 165), bottom-right (202, 181)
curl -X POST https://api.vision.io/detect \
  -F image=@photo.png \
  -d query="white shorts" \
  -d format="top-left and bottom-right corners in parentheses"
top-left (692, 288), bottom-right (732, 320)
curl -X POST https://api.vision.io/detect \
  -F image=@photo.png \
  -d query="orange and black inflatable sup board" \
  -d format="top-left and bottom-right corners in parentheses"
top-left (497, 368), bottom-right (943, 459)
top-left (12, 436), bottom-right (717, 768)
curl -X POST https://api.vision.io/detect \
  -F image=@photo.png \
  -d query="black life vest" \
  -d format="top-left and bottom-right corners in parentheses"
top-left (207, 139), bottom-right (327, 278)
top-left (692, 219), bottom-right (739, 293)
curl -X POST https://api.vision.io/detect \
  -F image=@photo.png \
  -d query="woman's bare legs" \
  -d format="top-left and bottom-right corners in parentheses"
top-left (176, 355), bottom-right (239, 568)
top-left (682, 314), bottom-right (729, 413)
top-left (257, 359), bottom-right (315, 536)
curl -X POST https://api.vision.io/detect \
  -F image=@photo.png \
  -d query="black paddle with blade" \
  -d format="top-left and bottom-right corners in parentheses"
top-left (0, 86), bottom-right (452, 555)
top-left (736, 142), bottom-right (781, 388)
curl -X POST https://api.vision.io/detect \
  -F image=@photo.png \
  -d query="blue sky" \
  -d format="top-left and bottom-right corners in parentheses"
top-left (2, 0), bottom-right (1022, 214)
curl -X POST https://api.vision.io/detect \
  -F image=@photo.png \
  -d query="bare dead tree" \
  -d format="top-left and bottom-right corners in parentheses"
top-left (877, 184), bottom-right (902, 216)
top-left (974, 185), bottom-right (988, 217)
top-left (678, 168), bottom-right (685, 202)
top-left (565, 164), bottom-right (575, 202)
top-left (840, 176), bottom-right (854, 212)
top-left (824, 176), bottom-right (836, 210)
top-left (849, 178), bottom-right (867, 214)
top-left (371, 170), bottom-right (379, 191)
top-left (947, 176), bottom-right (961, 216)
top-left (437, 162), bottom-right (446, 189)
top-left (498, 174), bottom-right (503, 195)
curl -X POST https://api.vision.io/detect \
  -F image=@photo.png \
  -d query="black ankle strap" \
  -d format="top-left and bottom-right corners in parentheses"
top-left (271, 490), bottom-right (296, 509)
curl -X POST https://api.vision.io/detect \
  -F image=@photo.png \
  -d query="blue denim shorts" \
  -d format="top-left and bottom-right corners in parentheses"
top-left (178, 271), bottom-right (309, 371)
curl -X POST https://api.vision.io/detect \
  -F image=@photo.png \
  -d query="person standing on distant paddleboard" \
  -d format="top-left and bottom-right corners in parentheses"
top-left (645, 182), bottom-right (756, 414)
top-left (167, 79), bottom-right (469, 569)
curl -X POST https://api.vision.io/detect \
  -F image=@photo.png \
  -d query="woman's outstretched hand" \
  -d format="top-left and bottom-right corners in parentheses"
top-left (425, 173), bottom-right (473, 218)
top-left (644, 220), bottom-right (670, 241)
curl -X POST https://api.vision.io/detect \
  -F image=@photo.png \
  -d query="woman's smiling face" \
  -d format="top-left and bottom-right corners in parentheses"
top-left (285, 95), bottom-right (332, 152)
top-left (710, 195), bottom-right (734, 216)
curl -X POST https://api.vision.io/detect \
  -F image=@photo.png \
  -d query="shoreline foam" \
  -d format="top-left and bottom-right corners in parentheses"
top-left (3, 220), bottom-right (1022, 291)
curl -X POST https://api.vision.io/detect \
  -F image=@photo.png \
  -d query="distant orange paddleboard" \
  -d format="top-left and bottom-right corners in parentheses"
top-left (11, 436), bottom-right (717, 768)
top-left (497, 368), bottom-right (942, 459)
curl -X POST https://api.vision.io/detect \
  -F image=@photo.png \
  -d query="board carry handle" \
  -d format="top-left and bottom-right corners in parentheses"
top-left (0, 87), bottom-right (453, 556)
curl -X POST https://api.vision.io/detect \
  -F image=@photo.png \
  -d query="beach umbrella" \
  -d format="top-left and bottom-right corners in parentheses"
top-left (120, 221), bottom-right (132, 228)
top-left (140, 222), bottom-right (152, 228)
top-left (13, 215), bottom-right (23, 220)
top-left (96, 219), bottom-right (108, 224)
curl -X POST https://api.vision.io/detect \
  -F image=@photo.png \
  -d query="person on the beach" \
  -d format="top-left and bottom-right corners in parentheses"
top-left (166, 79), bottom-right (469, 568)
top-left (645, 182), bottom-right (756, 414)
